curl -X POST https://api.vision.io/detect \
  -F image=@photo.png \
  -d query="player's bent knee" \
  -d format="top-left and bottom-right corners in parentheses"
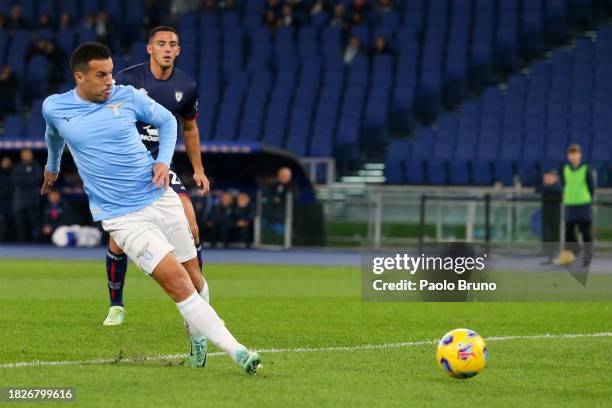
top-left (151, 253), bottom-right (196, 302)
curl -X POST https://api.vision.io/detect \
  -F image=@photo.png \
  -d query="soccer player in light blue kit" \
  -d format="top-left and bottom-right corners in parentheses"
top-left (41, 42), bottom-right (261, 374)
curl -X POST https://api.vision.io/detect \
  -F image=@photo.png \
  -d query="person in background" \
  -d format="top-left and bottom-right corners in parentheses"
top-left (209, 191), bottom-right (235, 248)
top-left (36, 13), bottom-right (54, 30)
top-left (560, 144), bottom-right (594, 267)
top-left (310, 0), bottom-right (327, 16)
top-left (7, 5), bottom-right (27, 34)
top-left (280, 3), bottom-right (299, 28)
top-left (343, 35), bottom-right (362, 64)
top-left (376, 0), bottom-right (395, 14)
top-left (0, 156), bottom-right (14, 241)
top-left (272, 166), bottom-right (299, 205)
top-left (219, 0), bottom-right (237, 11)
top-left (264, 9), bottom-right (279, 30)
top-left (234, 192), bottom-right (254, 247)
top-left (201, 0), bottom-right (218, 12)
top-left (369, 36), bottom-right (393, 56)
top-left (0, 65), bottom-right (19, 122)
top-left (264, 0), bottom-right (282, 17)
top-left (329, 3), bottom-right (348, 30)
top-left (58, 12), bottom-right (73, 29)
top-left (11, 148), bottom-right (43, 242)
top-left (42, 189), bottom-right (76, 241)
top-left (539, 170), bottom-right (562, 264)
top-left (94, 11), bottom-right (113, 46)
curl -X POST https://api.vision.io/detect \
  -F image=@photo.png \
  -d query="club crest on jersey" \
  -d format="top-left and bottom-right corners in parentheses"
top-left (106, 102), bottom-right (124, 116)
top-left (175, 91), bottom-right (183, 102)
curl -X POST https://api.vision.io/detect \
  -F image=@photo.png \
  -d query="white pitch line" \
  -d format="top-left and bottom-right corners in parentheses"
top-left (1, 332), bottom-right (611, 369)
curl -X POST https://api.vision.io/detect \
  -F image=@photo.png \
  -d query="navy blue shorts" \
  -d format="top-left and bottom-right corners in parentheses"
top-left (169, 165), bottom-right (188, 196)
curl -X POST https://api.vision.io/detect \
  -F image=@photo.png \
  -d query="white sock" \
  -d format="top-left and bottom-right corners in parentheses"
top-left (199, 280), bottom-right (209, 303)
top-left (177, 292), bottom-right (244, 360)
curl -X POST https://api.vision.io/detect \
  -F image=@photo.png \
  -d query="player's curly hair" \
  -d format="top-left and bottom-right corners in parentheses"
top-left (69, 42), bottom-right (111, 73)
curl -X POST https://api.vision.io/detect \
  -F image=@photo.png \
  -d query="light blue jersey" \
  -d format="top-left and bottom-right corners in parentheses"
top-left (43, 84), bottom-right (177, 221)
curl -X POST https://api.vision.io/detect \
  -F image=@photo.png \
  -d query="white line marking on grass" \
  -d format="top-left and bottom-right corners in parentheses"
top-left (1, 332), bottom-right (611, 369)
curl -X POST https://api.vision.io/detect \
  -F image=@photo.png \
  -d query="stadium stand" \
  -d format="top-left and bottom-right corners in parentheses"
top-left (386, 25), bottom-right (612, 187)
top-left (0, 0), bottom-right (611, 186)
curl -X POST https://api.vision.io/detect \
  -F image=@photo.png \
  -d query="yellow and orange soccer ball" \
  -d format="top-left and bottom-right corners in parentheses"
top-left (436, 328), bottom-right (487, 379)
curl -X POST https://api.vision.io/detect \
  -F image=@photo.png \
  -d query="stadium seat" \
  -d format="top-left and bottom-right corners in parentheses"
top-left (471, 160), bottom-right (494, 186)
top-left (449, 160), bottom-right (470, 185)
top-left (426, 159), bottom-right (447, 185)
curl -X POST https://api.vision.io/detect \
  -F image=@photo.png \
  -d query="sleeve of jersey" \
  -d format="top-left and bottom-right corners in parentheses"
top-left (131, 87), bottom-right (177, 166)
top-left (42, 97), bottom-right (65, 173)
top-left (181, 86), bottom-right (200, 120)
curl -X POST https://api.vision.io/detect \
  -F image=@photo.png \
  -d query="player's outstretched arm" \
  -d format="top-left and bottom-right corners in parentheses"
top-left (182, 117), bottom-right (210, 195)
top-left (42, 98), bottom-right (64, 195)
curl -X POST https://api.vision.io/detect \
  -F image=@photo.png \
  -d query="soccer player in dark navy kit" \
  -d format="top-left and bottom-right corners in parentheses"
top-left (102, 26), bottom-right (210, 342)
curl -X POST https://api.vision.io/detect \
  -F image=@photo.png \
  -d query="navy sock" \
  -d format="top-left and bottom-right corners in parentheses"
top-left (106, 250), bottom-right (127, 307)
top-left (196, 244), bottom-right (203, 270)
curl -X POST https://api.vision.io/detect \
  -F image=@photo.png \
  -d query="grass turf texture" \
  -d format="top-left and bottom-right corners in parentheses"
top-left (0, 259), bottom-right (611, 407)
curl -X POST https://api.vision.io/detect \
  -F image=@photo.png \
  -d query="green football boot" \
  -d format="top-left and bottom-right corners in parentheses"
top-left (103, 306), bottom-right (126, 326)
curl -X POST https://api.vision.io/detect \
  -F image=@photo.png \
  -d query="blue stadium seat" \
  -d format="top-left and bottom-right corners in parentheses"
top-left (405, 160), bottom-right (425, 185)
top-left (493, 160), bottom-right (515, 186)
top-left (449, 160), bottom-right (470, 185)
top-left (57, 28), bottom-right (76, 56)
top-left (2, 115), bottom-right (24, 138)
top-left (384, 158), bottom-right (404, 184)
top-left (426, 159), bottom-right (447, 185)
top-left (471, 160), bottom-right (493, 186)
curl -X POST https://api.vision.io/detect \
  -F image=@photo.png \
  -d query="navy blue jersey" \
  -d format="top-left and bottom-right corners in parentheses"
top-left (114, 62), bottom-right (199, 159)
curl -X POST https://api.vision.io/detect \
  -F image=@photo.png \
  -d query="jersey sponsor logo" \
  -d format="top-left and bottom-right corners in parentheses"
top-left (62, 114), bottom-right (78, 122)
top-left (106, 102), bottom-right (124, 117)
top-left (175, 91), bottom-right (183, 102)
top-left (141, 125), bottom-right (159, 142)
top-left (138, 88), bottom-right (149, 95)
top-left (142, 125), bottom-right (159, 136)
top-left (141, 134), bottom-right (159, 142)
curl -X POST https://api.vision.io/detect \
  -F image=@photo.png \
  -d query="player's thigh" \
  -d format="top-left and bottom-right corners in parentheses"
top-left (102, 212), bottom-right (174, 276)
top-left (151, 253), bottom-right (195, 302)
top-left (157, 189), bottom-right (198, 263)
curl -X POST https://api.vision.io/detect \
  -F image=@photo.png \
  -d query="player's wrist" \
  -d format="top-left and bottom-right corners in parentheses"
top-left (154, 160), bottom-right (170, 168)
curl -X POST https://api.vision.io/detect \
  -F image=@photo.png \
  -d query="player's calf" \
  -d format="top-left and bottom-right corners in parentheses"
top-left (104, 243), bottom-right (128, 326)
top-left (152, 254), bottom-right (261, 374)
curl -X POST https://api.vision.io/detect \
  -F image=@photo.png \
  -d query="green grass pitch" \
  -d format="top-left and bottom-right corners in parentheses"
top-left (0, 259), bottom-right (611, 407)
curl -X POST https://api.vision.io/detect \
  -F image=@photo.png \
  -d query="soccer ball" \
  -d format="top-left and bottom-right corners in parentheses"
top-left (436, 328), bottom-right (487, 379)
top-left (557, 250), bottom-right (576, 266)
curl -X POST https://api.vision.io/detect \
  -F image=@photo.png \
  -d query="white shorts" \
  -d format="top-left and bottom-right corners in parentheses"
top-left (101, 189), bottom-right (197, 275)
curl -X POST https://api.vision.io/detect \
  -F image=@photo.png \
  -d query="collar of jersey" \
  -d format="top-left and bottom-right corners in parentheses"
top-left (147, 62), bottom-right (175, 81)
